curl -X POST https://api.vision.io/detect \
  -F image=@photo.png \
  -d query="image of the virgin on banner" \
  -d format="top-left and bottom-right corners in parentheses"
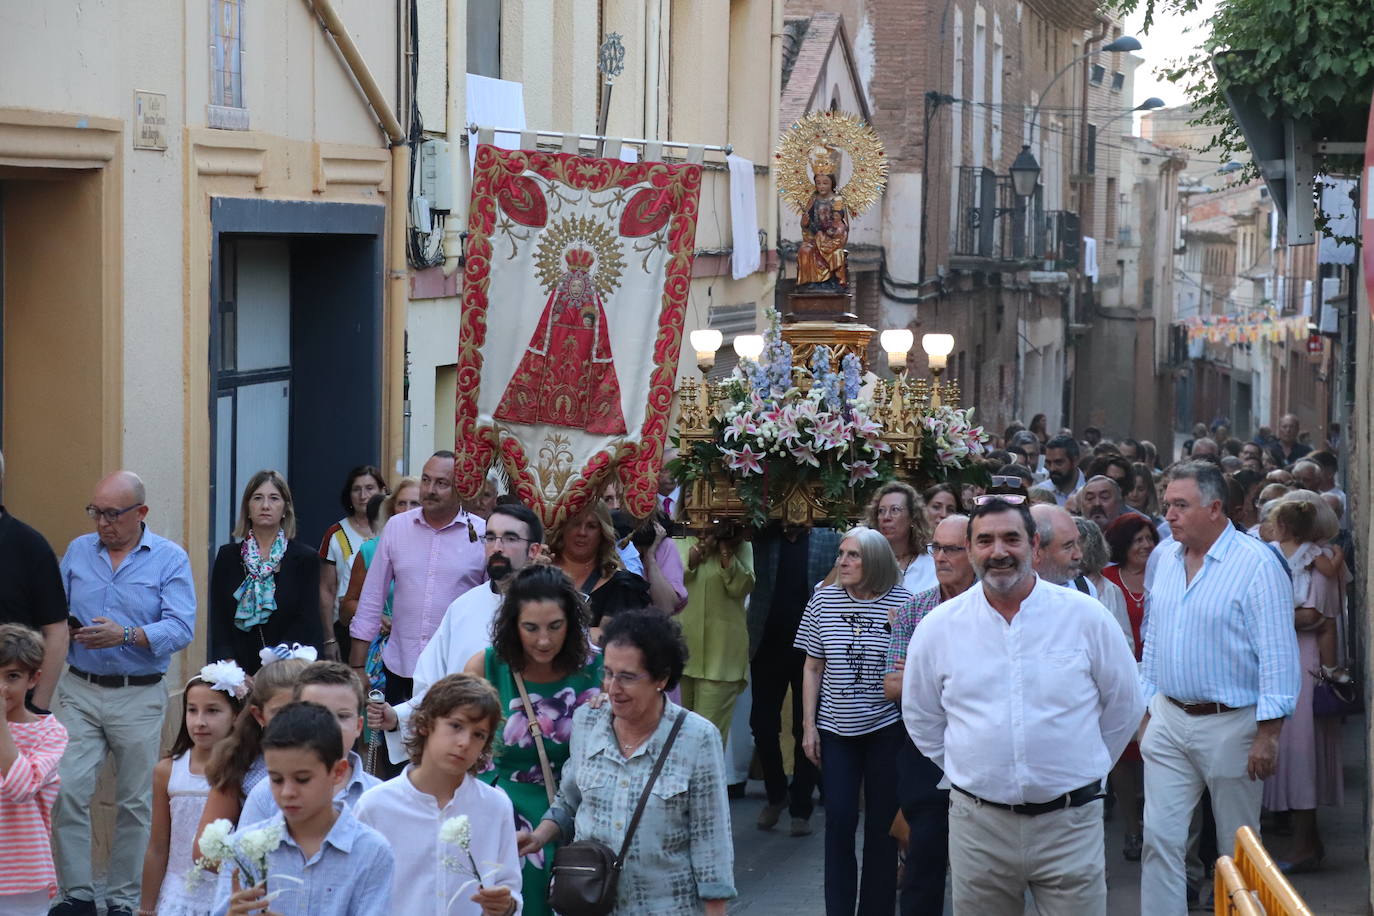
top-left (455, 143), bottom-right (702, 530)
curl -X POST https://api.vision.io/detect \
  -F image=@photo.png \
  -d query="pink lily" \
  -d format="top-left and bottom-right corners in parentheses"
top-left (724, 444), bottom-right (765, 476)
top-left (724, 412), bottom-right (757, 443)
top-left (845, 460), bottom-right (879, 486)
top-left (811, 415), bottom-right (846, 451)
top-left (851, 413), bottom-right (883, 439)
top-left (789, 443), bottom-right (821, 467)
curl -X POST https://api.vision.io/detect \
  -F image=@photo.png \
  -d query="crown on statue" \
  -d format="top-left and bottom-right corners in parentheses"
top-left (808, 144), bottom-right (839, 178)
top-left (564, 247), bottom-right (595, 270)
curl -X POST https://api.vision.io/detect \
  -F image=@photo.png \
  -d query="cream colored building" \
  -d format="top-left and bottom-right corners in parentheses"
top-left (0, 0), bottom-right (405, 673)
top-left (1, 0), bottom-right (783, 666)
top-left (406, 0), bottom-right (785, 461)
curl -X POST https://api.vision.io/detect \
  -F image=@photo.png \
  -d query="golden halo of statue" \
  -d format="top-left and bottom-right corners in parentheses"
top-left (775, 111), bottom-right (888, 217)
top-left (533, 214), bottom-right (626, 299)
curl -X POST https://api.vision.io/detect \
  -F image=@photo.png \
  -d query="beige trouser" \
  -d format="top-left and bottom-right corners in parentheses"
top-left (1140, 695), bottom-right (1261, 916)
top-left (52, 674), bottom-right (167, 908)
top-left (947, 788), bottom-right (1107, 915)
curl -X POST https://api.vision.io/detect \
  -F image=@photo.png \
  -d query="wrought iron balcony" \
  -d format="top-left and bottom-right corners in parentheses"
top-left (951, 166), bottom-right (1080, 268)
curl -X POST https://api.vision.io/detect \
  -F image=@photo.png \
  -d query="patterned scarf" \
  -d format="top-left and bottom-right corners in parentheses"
top-left (233, 529), bottom-right (287, 632)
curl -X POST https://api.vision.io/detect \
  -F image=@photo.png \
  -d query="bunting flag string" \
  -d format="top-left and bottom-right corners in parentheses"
top-left (1178, 311), bottom-right (1311, 345)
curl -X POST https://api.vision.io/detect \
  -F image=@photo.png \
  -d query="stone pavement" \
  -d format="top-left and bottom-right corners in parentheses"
top-left (729, 715), bottom-right (1368, 914)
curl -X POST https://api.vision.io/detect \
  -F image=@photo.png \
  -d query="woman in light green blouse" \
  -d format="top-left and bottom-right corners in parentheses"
top-left (676, 523), bottom-right (755, 742)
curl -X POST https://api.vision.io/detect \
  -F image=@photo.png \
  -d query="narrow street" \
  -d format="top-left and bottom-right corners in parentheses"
top-left (730, 716), bottom-right (1368, 914)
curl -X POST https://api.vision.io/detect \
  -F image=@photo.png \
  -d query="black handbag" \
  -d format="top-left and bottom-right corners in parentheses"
top-left (548, 709), bottom-right (688, 916)
top-left (1312, 668), bottom-right (1362, 718)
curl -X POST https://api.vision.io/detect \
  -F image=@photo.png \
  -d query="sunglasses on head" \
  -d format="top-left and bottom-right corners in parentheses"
top-left (973, 493), bottom-right (1027, 506)
top-left (988, 475), bottom-right (1027, 489)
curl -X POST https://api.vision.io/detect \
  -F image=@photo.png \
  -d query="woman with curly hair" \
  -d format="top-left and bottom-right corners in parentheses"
top-left (462, 564), bottom-right (603, 916)
top-left (865, 481), bottom-right (936, 593)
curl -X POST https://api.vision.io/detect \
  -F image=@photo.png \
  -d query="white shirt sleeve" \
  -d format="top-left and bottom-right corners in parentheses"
top-left (384, 600), bottom-right (459, 764)
top-left (238, 777), bottom-right (276, 827)
top-left (1088, 606), bottom-right (1147, 765)
top-left (901, 616), bottom-right (947, 771)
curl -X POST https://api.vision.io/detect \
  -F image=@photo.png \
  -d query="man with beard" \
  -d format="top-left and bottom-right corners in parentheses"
top-left (367, 502), bottom-right (543, 765)
top-left (1032, 435), bottom-right (1085, 506)
top-left (1030, 503), bottom-right (1084, 588)
top-left (902, 497), bottom-right (1143, 915)
top-left (1080, 475), bottom-right (1144, 529)
top-left (884, 514), bottom-right (975, 915)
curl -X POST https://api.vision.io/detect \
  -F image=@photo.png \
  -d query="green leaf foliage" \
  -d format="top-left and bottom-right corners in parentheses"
top-left (1108, 0), bottom-right (1374, 166)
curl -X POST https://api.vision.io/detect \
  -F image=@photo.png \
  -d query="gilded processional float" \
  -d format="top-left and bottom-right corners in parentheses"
top-left (452, 112), bottom-right (988, 535)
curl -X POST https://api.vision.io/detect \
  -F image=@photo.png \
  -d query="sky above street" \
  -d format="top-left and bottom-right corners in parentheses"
top-left (1124, 0), bottom-right (1219, 109)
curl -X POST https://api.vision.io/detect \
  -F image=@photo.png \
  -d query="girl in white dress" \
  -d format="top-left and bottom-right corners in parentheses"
top-left (137, 661), bottom-right (247, 916)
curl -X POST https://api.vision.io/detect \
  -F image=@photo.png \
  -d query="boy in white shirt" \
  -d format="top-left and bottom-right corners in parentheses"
top-left (238, 661), bottom-right (381, 825)
top-left (354, 674), bottom-right (521, 916)
top-left (214, 702), bottom-right (393, 916)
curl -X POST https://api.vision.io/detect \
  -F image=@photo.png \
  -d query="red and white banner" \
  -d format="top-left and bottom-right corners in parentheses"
top-left (455, 145), bottom-right (702, 530)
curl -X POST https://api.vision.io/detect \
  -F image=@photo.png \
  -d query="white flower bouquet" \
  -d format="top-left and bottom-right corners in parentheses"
top-left (187, 817), bottom-right (298, 899)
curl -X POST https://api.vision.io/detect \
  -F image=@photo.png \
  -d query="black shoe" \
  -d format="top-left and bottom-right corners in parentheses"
top-left (48, 899), bottom-right (97, 916)
top-left (727, 781), bottom-right (746, 799)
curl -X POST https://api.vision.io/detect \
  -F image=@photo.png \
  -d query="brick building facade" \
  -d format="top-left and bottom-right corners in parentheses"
top-left (784, 0), bottom-right (1111, 436)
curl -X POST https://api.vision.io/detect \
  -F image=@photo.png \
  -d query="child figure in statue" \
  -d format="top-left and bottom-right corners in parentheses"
top-left (795, 145), bottom-right (849, 291)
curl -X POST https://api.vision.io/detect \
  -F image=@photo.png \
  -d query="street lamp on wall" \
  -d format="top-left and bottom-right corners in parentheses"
top-left (1010, 146), bottom-right (1041, 198)
top-left (1011, 35), bottom-right (1144, 198)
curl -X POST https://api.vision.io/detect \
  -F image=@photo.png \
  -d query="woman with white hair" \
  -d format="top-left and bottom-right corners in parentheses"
top-left (1262, 490), bottom-right (1348, 873)
top-left (796, 525), bottom-right (915, 915)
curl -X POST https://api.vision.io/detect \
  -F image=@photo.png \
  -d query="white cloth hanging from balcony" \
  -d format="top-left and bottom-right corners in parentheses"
top-left (1082, 236), bottom-right (1099, 281)
top-left (728, 154), bottom-right (761, 279)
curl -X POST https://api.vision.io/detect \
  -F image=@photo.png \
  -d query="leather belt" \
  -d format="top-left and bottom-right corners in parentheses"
top-left (952, 782), bottom-right (1103, 817)
top-left (1167, 696), bottom-right (1237, 716)
top-left (69, 666), bottom-right (163, 688)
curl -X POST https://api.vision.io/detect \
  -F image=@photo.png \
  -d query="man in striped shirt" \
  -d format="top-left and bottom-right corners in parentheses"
top-left (1139, 461), bottom-right (1300, 915)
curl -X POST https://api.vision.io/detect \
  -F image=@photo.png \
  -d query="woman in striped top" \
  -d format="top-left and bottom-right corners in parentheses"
top-left (0, 623), bottom-right (69, 915)
top-left (795, 526), bottom-right (916, 916)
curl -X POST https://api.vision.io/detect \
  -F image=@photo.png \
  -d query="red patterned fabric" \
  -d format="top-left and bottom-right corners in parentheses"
top-left (456, 145), bottom-right (702, 531)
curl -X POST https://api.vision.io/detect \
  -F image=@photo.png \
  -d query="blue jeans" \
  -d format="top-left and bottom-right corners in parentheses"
top-left (897, 736), bottom-right (949, 915)
top-left (819, 721), bottom-right (905, 915)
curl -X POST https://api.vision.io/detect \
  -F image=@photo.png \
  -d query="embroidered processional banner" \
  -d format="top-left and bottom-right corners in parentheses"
top-left (455, 144), bottom-right (702, 530)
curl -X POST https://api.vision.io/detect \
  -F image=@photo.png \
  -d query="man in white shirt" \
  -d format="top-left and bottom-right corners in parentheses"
top-left (903, 497), bottom-right (1144, 915)
top-left (368, 503), bottom-right (543, 764)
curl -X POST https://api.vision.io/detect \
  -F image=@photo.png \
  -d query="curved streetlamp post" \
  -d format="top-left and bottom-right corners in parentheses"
top-left (1010, 35), bottom-right (1144, 196)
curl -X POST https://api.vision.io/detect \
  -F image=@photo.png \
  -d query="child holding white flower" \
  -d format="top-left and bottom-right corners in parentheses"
top-left (194, 653), bottom-right (311, 860)
top-left (0, 623), bottom-right (68, 916)
top-left (212, 702), bottom-right (393, 916)
top-left (138, 660), bottom-right (247, 916)
top-left (353, 674), bottom-right (521, 916)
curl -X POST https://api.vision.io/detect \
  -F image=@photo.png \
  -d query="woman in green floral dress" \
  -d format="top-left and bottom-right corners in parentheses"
top-left (463, 564), bottom-right (603, 916)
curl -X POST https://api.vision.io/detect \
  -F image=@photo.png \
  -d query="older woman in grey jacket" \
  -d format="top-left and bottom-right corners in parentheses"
top-left (519, 608), bottom-right (735, 915)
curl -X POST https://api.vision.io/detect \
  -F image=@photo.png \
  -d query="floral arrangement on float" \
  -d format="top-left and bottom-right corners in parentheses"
top-left (672, 309), bottom-right (991, 530)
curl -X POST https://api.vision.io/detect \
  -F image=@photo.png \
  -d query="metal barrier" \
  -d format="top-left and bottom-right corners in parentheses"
top-left (1214, 825), bottom-right (1315, 915)
top-left (1214, 856), bottom-right (1264, 915)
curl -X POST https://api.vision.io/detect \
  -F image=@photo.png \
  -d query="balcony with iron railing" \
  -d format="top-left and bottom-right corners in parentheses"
top-left (950, 166), bottom-right (1080, 270)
